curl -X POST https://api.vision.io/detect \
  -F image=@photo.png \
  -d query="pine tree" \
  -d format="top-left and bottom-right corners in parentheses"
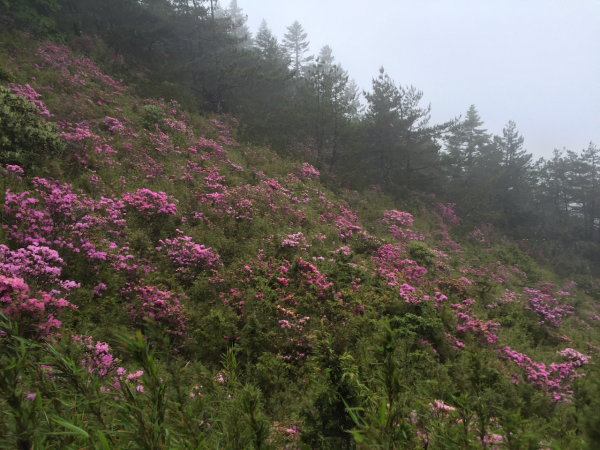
top-left (363, 67), bottom-right (452, 189)
top-left (581, 142), bottom-right (600, 242)
top-left (445, 105), bottom-right (491, 180)
top-left (282, 20), bottom-right (312, 73)
top-left (492, 121), bottom-right (534, 230)
top-left (343, 78), bottom-right (362, 122)
top-left (495, 121), bottom-right (531, 171)
top-left (318, 45), bottom-right (335, 72)
top-left (226, 0), bottom-right (252, 47)
top-left (254, 19), bottom-right (284, 63)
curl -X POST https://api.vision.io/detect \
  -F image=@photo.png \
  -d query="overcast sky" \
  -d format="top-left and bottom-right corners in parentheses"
top-left (235, 0), bottom-right (599, 159)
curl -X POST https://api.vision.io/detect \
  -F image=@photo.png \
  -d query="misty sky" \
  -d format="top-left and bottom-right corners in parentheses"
top-left (237, 0), bottom-right (599, 159)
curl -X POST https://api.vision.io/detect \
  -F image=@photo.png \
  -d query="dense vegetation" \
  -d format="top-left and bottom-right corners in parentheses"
top-left (0, 1), bottom-right (599, 449)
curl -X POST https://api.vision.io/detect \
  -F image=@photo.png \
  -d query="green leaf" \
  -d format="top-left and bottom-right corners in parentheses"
top-left (97, 431), bottom-right (111, 450)
top-left (50, 417), bottom-right (89, 437)
top-left (34, 390), bottom-right (42, 408)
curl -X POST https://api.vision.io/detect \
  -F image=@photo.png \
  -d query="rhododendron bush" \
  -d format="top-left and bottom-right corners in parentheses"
top-left (0, 31), bottom-right (598, 449)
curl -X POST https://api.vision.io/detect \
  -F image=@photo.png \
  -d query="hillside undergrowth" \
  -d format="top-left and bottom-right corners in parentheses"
top-left (1, 31), bottom-right (600, 450)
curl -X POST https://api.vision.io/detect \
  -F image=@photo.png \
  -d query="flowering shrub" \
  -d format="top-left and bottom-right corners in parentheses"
top-left (130, 286), bottom-right (187, 340)
top-left (0, 244), bottom-right (79, 293)
top-left (296, 162), bottom-right (320, 180)
top-left (500, 346), bottom-right (586, 402)
top-left (280, 232), bottom-right (310, 249)
top-left (123, 189), bottom-right (178, 218)
top-left (371, 244), bottom-right (428, 286)
top-left (0, 85), bottom-right (65, 170)
top-left (9, 83), bottom-right (51, 116)
top-left (156, 234), bottom-right (220, 276)
top-left (335, 216), bottom-right (362, 239)
top-left (433, 203), bottom-right (461, 224)
top-left (71, 335), bottom-right (120, 379)
top-left (468, 228), bottom-right (485, 242)
top-left (451, 299), bottom-right (500, 344)
top-left (558, 348), bottom-right (591, 367)
top-left (104, 116), bottom-right (125, 134)
top-left (0, 275), bottom-right (76, 339)
top-left (523, 287), bottom-right (574, 328)
top-left (382, 210), bottom-right (414, 227)
top-left (3, 164), bottom-right (25, 179)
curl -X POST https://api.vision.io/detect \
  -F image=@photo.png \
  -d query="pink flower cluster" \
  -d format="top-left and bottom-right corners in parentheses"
top-left (3, 164), bottom-right (25, 180)
top-left (558, 348), bottom-right (590, 367)
top-left (130, 286), bottom-right (187, 340)
top-left (433, 203), bottom-right (461, 224)
top-left (163, 118), bottom-right (188, 134)
top-left (296, 162), bottom-right (320, 180)
top-left (280, 232), bottom-right (310, 249)
top-left (500, 346), bottom-right (586, 402)
top-left (399, 283), bottom-right (420, 305)
top-left (0, 244), bottom-right (79, 293)
top-left (0, 275), bottom-right (76, 339)
top-left (104, 116), bottom-right (125, 134)
top-left (371, 244), bottom-right (428, 287)
top-left (35, 41), bottom-right (127, 94)
top-left (382, 210), bottom-right (414, 227)
top-left (72, 335), bottom-right (119, 378)
top-left (468, 229), bottom-right (485, 242)
top-left (523, 287), bottom-right (574, 328)
top-left (486, 289), bottom-right (521, 309)
top-left (156, 234), bottom-right (220, 275)
top-left (123, 189), bottom-right (178, 218)
top-left (296, 258), bottom-right (334, 299)
top-left (3, 178), bottom-right (135, 268)
top-left (9, 83), bottom-right (51, 116)
top-left (335, 216), bottom-right (362, 239)
top-left (331, 246), bottom-right (352, 256)
top-left (451, 299), bottom-right (500, 344)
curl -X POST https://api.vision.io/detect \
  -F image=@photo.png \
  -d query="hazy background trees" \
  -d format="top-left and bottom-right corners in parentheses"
top-left (2, 0), bottom-right (598, 276)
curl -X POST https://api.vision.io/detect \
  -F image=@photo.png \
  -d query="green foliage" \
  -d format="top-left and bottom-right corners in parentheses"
top-left (496, 244), bottom-right (540, 284)
top-left (0, 85), bottom-right (65, 171)
top-left (494, 407), bottom-right (542, 449)
top-left (0, 68), bottom-right (16, 83)
top-left (406, 241), bottom-right (437, 268)
top-left (301, 332), bottom-right (362, 449)
top-left (346, 319), bottom-right (420, 449)
top-left (0, 0), bottom-right (62, 39)
top-left (142, 105), bottom-right (165, 131)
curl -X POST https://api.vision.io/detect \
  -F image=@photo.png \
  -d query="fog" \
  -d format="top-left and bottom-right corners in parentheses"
top-left (242, 0), bottom-right (599, 158)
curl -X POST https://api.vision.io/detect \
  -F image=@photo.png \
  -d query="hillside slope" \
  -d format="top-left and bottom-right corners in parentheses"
top-left (1, 31), bottom-right (600, 449)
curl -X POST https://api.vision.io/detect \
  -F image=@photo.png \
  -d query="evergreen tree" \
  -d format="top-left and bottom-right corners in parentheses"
top-left (581, 142), bottom-right (600, 243)
top-left (226, 0), bottom-right (252, 47)
top-left (442, 106), bottom-right (498, 224)
top-left (318, 45), bottom-right (335, 73)
top-left (492, 121), bottom-right (534, 231)
top-left (282, 20), bottom-right (312, 74)
top-left (288, 46), bottom-right (359, 172)
top-left (343, 78), bottom-right (363, 122)
top-left (444, 105), bottom-right (491, 181)
top-left (254, 19), bottom-right (285, 63)
top-left (363, 67), bottom-right (453, 190)
top-left (495, 120), bottom-right (531, 171)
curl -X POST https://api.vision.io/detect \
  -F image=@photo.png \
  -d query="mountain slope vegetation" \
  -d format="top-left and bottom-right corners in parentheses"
top-left (0, 7), bottom-right (599, 450)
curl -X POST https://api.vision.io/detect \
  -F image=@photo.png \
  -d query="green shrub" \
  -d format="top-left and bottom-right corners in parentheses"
top-left (406, 240), bottom-right (437, 268)
top-left (142, 105), bottom-right (165, 130)
top-left (0, 85), bottom-right (65, 171)
top-left (0, 69), bottom-right (16, 83)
